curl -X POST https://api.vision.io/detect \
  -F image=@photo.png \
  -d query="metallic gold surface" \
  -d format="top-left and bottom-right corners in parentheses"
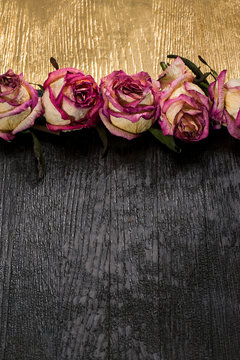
top-left (0, 0), bottom-right (240, 84)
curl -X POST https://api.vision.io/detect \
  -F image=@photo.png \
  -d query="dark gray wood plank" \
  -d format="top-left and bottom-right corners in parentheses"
top-left (107, 131), bottom-right (240, 360)
top-left (0, 129), bottom-right (239, 360)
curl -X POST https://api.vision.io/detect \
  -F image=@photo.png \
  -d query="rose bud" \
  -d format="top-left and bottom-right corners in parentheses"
top-left (99, 70), bottom-right (160, 140)
top-left (42, 68), bottom-right (103, 131)
top-left (158, 57), bottom-right (210, 142)
top-left (0, 70), bottom-right (42, 141)
top-left (209, 70), bottom-right (240, 139)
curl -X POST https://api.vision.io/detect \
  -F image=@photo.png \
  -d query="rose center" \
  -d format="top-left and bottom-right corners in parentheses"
top-left (122, 84), bottom-right (143, 96)
top-left (0, 74), bottom-right (20, 94)
top-left (179, 118), bottom-right (199, 137)
top-left (74, 87), bottom-right (89, 103)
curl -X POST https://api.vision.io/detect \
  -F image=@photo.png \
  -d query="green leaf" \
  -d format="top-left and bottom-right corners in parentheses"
top-left (96, 123), bottom-right (108, 157)
top-left (148, 127), bottom-right (181, 153)
top-left (50, 57), bottom-right (59, 70)
top-left (167, 54), bottom-right (205, 81)
top-left (30, 131), bottom-right (45, 180)
top-left (160, 62), bottom-right (167, 71)
top-left (198, 55), bottom-right (218, 79)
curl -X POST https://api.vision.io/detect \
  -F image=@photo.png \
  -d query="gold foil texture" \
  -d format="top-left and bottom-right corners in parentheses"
top-left (0, 0), bottom-right (240, 83)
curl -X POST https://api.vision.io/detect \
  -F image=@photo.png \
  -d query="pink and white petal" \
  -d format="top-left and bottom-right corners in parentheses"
top-left (225, 79), bottom-right (240, 90)
top-left (158, 57), bottom-right (194, 89)
top-left (99, 109), bottom-right (140, 140)
top-left (165, 101), bottom-right (184, 125)
top-left (131, 71), bottom-right (152, 83)
top-left (0, 101), bottom-right (15, 114)
top-left (159, 114), bottom-right (174, 136)
top-left (0, 100), bottom-right (32, 120)
top-left (22, 82), bottom-right (38, 109)
top-left (0, 107), bottom-right (31, 132)
top-left (235, 108), bottom-right (240, 128)
top-left (183, 109), bottom-right (202, 116)
top-left (100, 70), bottom-right (126, 91)
top-left (47, 123), bottom-right (85, 131)
top-left (184, 82), bottom-right (210, 110)
top-left (43, 68), bottom-right (83, 89)
top-left (110, 114), bottom-right (153, 134)
top-left (169, 84), bottom-right (188, 99)
top-left (225, 110), bottom-right (240, 140)
top-left (152, 79), bottom-right (161, 91)
top-left (12, 99), bottom-right (43, 134)
top-left (0, 131), bottom-right (15, 141)
top-left (42, 88), bottom-right (71, 126)
top-left (208, 81), bottom-right (215, 101)
top-left (50, 77), bottom-right (66, 98)
top-left (108, 108), bottom-right (154, 122)
top-left (209, 71), bottom-right (226, 123)
top-left (198, 109), bottom-right (209, 140)
top-left (209, 70), bottom-right (226, 102)
top-left (139, 91), bottom-right (154, 106)
top-left (15, 83), bottom-right (31, 104)
top-left (184, 81), bottom-right (205, 95)
top-left (160, 73), bottom-right (192, 105)
top-left (225, 88), bottom-right (240, 120)
top-left (61, 95), bottom-right (89, 121)
top-left (163, 94), bottom-right (199, 113)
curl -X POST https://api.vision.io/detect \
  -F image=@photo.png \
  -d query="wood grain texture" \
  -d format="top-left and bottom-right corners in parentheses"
top-left (0, 0), bottom-right (240, 359)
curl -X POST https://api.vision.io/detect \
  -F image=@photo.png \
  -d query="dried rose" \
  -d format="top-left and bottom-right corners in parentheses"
top-left (209, 70), bottom-right (240, 139)
top-left (158, 57), bottom-right (210, 142)
top-left (99, 70), bottom-right (160, 140)
top-left (0, 70), bottom-right (42, 141)
top-left (42, 68), bottom-right (102, 131)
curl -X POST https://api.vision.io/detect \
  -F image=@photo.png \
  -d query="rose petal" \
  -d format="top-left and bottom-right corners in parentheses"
top-left (0, 107), bottom-right (31, 131)
top-left (12, 98), bottom-right (43, 134)
top-left (225, 110), bottom-right (240, 140)
top-left (61, 95), bottom-right (90, 121)
top-left (42, 88), bottom-right (71, 126)
top-left (99, 109), bottom-right (140, 140)
top-left (158, 57), bottom-right (194, 90)
top-left (225, 87), bottom-right (240, 120)
top-left (0, 131), bottom-right (15, 141)
top-left (43, 68), bottom-right (84, 89)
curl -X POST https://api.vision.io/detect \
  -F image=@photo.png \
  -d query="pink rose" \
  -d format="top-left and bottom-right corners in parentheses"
top-left (209, 70), bottom-right (240, 139)
top-left (42, 68), bottom-right (103, 131)
top-left (0, 70), bottom-right (42, 141)
top-left (158, 57), bottom-right (210, 142)
top-left (99, 70), bottom-right (160, 140)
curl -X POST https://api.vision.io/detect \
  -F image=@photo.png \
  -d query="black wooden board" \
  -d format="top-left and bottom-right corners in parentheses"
top-left (0, 129), bottom-right (239, 360)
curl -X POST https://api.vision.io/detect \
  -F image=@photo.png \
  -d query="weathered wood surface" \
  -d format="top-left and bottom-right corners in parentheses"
top-left (0, 130), bottom-right (239, 360)
top-left (0, 0), bottom-right (240, 359)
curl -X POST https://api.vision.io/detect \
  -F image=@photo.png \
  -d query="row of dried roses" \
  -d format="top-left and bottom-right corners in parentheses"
top-left (0, 57), bottom-right (239, 144)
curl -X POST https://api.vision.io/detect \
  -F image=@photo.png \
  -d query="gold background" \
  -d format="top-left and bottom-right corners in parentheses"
top-left (0, 0), bottom-right (239, 84)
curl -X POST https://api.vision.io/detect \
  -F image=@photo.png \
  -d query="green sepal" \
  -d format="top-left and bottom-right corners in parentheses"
top-left (96, 123), bottom-right (108, 157)
top-left (160, 62), bottom-right (167, 71)
top-left (148, 127), bottom-right (181, 153)
top-left (37, 89), bottom-right (44, 97)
